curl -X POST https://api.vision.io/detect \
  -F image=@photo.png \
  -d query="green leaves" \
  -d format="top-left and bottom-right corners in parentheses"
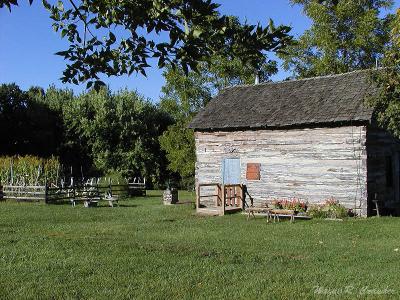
top-left (158, 53), bottom-right (278, 180)
top-left (42, 0), bottom-right (51, 9)
top-left (2, 0), bottom-right (292, 89)
top-left (369, 9), bottom-right (400, 137)
top-left (282, 0), bottom-right (393, 78)
top-left (0, 0), bottom-right (33, 11)
top-left (159, 120), bottom-right (196, 178)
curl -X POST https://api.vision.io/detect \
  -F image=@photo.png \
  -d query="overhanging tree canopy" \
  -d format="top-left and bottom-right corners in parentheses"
top-left (281, 0), bottom-right (394, 78)
top-left (2, 0), bottom-right (292, 89)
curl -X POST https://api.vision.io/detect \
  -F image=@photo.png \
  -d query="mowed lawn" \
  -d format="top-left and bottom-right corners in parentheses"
top-left (1, 191), bottom-right (400, 299)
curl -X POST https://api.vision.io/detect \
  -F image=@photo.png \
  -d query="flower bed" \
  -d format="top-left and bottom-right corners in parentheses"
top-left (267, 197), bottom-right (353, 218)
top-left (271, 197), bottom-right (307, 212)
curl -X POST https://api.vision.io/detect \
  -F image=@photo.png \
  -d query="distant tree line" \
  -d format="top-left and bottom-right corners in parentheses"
top-left (0, 83), bottom-right (173, 188)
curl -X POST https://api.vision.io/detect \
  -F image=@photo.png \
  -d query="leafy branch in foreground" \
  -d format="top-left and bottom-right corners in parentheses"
top-left (2, 0), bottom-right (292, 89)
top-left (0, 0), bottom-right (33, 10)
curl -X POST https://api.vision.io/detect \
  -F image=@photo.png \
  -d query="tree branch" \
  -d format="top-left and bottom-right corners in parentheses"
top-left (68, 0), bottom-right (96, 39)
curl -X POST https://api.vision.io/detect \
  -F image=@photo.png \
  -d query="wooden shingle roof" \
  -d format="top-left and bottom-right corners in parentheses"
top-left (189, 70), bottom-right (377, 130)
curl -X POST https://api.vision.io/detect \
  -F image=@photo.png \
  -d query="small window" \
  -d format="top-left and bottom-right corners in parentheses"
top-left (386, 156), bottom-right (393, 188)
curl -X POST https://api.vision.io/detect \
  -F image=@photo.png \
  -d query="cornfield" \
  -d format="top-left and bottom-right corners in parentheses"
top-left (0, 156), bottom-right (61, 186)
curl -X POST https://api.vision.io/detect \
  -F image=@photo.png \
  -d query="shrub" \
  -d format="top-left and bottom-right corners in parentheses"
top-left (307, 205), bottom-right (329, 218)
top-left (307, 198), bottom-right (350, 219)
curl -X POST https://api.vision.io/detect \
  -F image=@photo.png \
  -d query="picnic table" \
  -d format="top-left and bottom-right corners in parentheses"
top-left (70, 193), bottom-right (119, 207)
top-left (104, 191), bottom-right (119, 207)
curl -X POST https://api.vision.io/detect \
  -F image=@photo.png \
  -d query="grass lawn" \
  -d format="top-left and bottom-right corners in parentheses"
top-left (1, 190), bottom-right (400, 299)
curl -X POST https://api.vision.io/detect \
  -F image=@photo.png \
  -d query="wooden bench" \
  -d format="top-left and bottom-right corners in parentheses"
top-left (246, 207), bottom-right (311, 223)
top-left (246, 207), bottom-right (273, 220)
top-left (268, 209), bottom-right (296, 223)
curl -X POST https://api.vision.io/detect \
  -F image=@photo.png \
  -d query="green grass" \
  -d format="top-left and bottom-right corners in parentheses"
top-left (1, 190), bottom-right (400, 299)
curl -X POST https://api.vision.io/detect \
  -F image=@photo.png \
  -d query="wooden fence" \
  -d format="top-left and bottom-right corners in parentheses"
top-left (0, 180), bottom-right (146, 203)
top-left (1, 185), bottom-right (46, 202)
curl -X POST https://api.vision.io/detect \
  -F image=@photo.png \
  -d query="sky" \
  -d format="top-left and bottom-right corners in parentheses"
top-left (0, 1), bottom-right (398, 102)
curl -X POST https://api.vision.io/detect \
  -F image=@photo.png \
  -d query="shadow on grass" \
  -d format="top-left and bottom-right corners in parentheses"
top-left (46, 202), bottom-right (73, 206)
top-left (161, 218), bottom-right (176, 222)
top-left (141, 194), bottom-right (162, 198)
top-left (117, 204), bottom-right (139, 208)
top-left (176, 201), bottom-right (195, 205)
top-left (46, 201), bottom-right (139, 208)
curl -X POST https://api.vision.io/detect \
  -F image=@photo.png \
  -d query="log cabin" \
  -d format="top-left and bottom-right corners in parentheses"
top-left (189, 70), bottom-right (400, 217)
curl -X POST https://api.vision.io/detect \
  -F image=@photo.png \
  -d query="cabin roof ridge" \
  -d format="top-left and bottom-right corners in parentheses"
top-left (222, 69), bottom-right (373, 91)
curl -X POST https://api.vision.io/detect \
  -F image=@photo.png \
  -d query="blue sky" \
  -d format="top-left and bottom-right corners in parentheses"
top-left (0, 1), bottom-right (398, 102)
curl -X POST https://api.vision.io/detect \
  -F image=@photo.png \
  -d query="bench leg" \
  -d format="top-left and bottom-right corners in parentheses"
top-left (247, 210), bottom-right (256, 220)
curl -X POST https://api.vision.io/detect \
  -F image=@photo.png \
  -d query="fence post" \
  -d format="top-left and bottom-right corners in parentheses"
top-left (44, 178), bottom-right (48, 204)
top-left (221, 185), bottom-right (226, 215)
top-left (196, 184), bottom-right (200, 210)
top-left (240, 184), bottom-right (244, 209)
top-left (72, 177), bottom-right (76, 201)
top-left (215, 185), bottom-right (220, 207)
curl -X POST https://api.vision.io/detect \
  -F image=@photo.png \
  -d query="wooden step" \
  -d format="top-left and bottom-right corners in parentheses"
top-left (196, 207), bottom-right (223, 216)
top-left (196, 206), bottom-right (243, 216)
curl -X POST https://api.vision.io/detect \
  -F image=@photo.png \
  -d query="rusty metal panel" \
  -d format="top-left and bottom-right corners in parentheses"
top-left (246, 163), bottom-right (260, 180)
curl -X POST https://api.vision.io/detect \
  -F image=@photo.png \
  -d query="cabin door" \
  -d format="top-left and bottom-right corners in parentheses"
top-left (222, 158), bottom-right (241, 184)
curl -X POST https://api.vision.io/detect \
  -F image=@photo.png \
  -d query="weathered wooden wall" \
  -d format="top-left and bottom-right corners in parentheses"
top-left (367, 127), bottom-right (400, 214)
top-left (195, 126), bottom-right (368, 216)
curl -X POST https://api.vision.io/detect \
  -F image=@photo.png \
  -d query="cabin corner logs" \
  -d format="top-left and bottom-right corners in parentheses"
top-left (195, 125), bottom-right (397, 217)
